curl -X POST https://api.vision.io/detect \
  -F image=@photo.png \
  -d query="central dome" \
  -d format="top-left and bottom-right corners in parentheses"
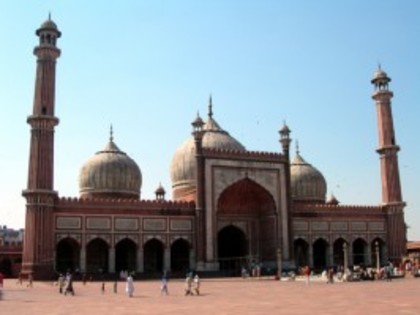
top-left (79, 133), bottom-right (142, 199)
top-left (170, 99), bottom-right (246, 200)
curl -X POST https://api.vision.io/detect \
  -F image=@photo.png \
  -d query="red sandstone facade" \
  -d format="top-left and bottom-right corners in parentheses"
top-left (21, 18), bottom-right (406, 279)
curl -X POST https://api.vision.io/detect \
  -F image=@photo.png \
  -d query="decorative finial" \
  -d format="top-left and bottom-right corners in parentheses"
top-left (295, 140), bottom-right (300, 155)
top-left (378, 62), bottom-right (381, 71)
top-left (48, 12), bottom-right (51, 21)
top-left (208, 94), bottom-right (213, 118)
top-left (110, 124), bottom-right (114, 142)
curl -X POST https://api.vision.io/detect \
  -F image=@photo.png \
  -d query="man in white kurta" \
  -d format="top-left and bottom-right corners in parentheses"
top-left (126, 275), bottom-right (134, 297)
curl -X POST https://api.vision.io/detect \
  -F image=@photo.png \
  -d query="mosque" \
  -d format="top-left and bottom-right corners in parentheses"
top-left (21, 17), bottom-right (407, 279)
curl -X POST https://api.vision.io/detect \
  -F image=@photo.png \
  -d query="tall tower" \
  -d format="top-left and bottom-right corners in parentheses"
top-left (371, 67), bottom-right (406, 260)
top-left (21, 16), bottom-right (61, 278)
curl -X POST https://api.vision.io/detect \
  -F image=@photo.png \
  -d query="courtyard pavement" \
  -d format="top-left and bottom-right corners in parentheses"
top-left (0, 276), bottom-right (419, 314)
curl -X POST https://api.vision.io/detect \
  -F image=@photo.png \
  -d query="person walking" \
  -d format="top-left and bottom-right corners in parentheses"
top-left (184, 273), bottom-right (193, 296)
top-left (58, 274), bottom-right (65, 293)
top-left (126, 274), bottom-right (134, 297)
top-left (160, 271), bottom-right (169, 295)
top-left (304, 265), bottom-right (310, 286)
top-left (327, 268), bottom-right (334, 284)
top-left (64, 272), bottom-right (75, 296)
top-left (193, 274), bottom-right (200, 295)
top-left (113, 279), bottom-right (118, 294)
top-left (27, 273), bottom-right (34, 288)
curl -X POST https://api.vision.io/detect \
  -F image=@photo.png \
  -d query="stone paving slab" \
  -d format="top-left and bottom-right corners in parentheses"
top-left (0, 277), bottom-right (419, 315)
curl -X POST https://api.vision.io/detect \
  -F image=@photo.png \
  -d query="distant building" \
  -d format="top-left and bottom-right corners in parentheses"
top-left (405, 241), bottom-right (420, 268)
top-left (21, 17), bottom-right (407, 279)
top-left (0, 225), bottom-right (24, 276)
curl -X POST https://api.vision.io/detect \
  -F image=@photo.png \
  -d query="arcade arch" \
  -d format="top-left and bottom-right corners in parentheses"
top-left (115, 238), bottom-right (137, 273)
top-left (143, 238), bottom-right (164, 273)
top-left (55, 237), bottom-right (80, 273)
top-left (86, 238), bottom-right (109, 273)
top-left (171, 238), bottom-right (190, 272)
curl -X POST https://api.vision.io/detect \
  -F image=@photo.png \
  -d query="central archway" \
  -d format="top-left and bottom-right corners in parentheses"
top-left (218, 225), bottom-right (248, 274)
top-left (217, 178), bottom-right (277, 263)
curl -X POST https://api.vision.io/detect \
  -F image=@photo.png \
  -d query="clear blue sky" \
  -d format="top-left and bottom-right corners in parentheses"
top-left (0, 1), bottom-right (419, 240)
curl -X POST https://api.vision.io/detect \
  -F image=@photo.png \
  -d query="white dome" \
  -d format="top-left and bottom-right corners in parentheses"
top-left (290, 152), bottom-right (327, 203)
top-left (79, 139), bottom-right (142, 199)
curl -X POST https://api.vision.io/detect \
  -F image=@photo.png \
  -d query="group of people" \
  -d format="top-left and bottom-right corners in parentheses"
top-left (184, 272), bottom-right (200, 296)
top-left (57, 272), bottom-right (74, 295)
top-left (53, 270), bottom-right (201, 298)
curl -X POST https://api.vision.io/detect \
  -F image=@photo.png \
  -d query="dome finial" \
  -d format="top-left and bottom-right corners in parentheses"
top-left (208, 94), bottom-right (213, 118)
top-left (110, 124), bottom-right (114, 142)
top-left (295, 140), bottom-right (300, 155)
top-left (48, 12), bottom-right (51, 21)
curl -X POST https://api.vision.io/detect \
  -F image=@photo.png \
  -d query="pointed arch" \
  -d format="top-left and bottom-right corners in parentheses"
top-left (171, 238), bottom-right (190, 272)
top-left (294, 238), bottom-right (309, 267)
top-left (218, 178), bottom-right (276, 216)
top-left (313, 238), bottom-right (329, 270)
top-left (55, 237), bottom-right (80, 273)
top-left (144, 238), bottom-right (164, 273)
top-left (353, 238), bottom-right (368, 266)
top-left (86, 238), bottom-right (109, 273)
top-left (217, 178), bottom-right (277, 264)
top-left (115, 238), bottom-right (137, 273)
top-left (333, 238), bottom-right (347, 267)
top-left (218, 225), bottom-right (248, 274)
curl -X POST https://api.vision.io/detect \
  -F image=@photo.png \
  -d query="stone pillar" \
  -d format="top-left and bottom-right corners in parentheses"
top-left (80, 247), bottom-right (86, 273)
top-left (328, 244), bottom-right (334, 267)
top-left (308, 243), bottom-right (314, 268)
top-left (189, 248), bottom-right (195, 270)
top-left (366, 244), bottom-right (372, 266)
top-left (108, 247), bottom-right (115, 273)
top-left (348, 243), bottom-right (354, 267)
top-left (164, 246), bottom-right (171, 272)
top-left (277, 248), bottom-right (282, 277)
top-left (343, 242), bottom-right (348, 272)
top-left (136, 247), bottom-right (144, 273)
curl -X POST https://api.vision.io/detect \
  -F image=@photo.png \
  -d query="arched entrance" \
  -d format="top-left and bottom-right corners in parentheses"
top-left (313, 238), bottom-right (329, 271)
top-left (217, 178), bottom-right (277, 264)
top-left (171, 239), bottom-right (190, 272)
top-left (86, 238), bottom-right (109, 273)
top-left (115, 238), bottom-right (137, 274)
top-left (56, 238), bottom-right (80, 273)
top-left (333, 238), bottom-right (346, 267)
top-left (353, 238), bottom-right (368, 266)
top-left (144, 239), bottom-right (164, 273)
top-left (294, 239), bottom-right (309, 267)
top-left (218, 225), bottom-right (248, 274)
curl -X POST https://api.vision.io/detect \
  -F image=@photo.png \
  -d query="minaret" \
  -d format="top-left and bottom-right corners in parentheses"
top-left (371, 66), bottom-right (406, 260)
top-left (21, 16), bottom-right (61, 278)
top-left (279, 122), bottom-right (293, 267)
top-left (192, 112), bottom-right (205, 270)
